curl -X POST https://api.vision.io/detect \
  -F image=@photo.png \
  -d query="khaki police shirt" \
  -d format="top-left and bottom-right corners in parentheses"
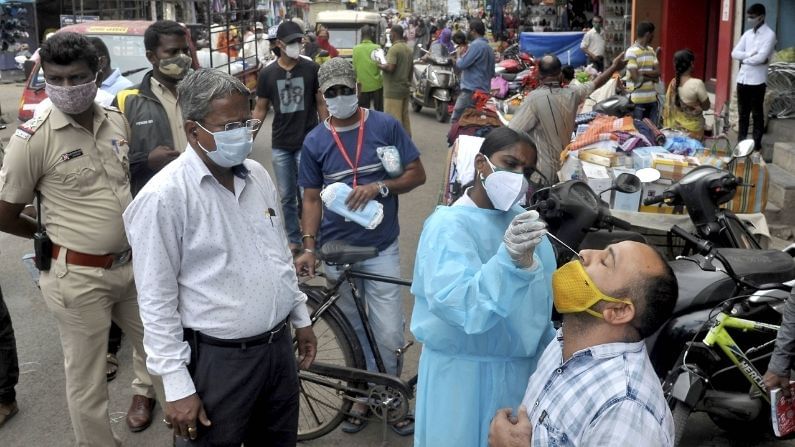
top-left (150, 77), bottom-right (188, 153)
top-left (0, 103), bottom-right (132, 255)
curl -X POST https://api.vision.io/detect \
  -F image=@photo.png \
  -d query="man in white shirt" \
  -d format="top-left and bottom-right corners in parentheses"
top-left (731, 3), bottom-right (776, 151)
top-left (123, 68), bottom-right (317, 446)
top-left (580, 15), bottom-right (605, 72)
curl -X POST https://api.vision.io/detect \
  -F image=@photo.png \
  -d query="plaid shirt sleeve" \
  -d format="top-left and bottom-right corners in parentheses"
top-left (581, 400), bottom-right (673, 447)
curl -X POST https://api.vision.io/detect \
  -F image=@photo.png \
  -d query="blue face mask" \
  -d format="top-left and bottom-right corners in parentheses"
top-left (195, 123), bottom-right (253, 168)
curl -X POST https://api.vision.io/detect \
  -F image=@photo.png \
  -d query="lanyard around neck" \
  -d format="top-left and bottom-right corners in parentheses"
top-left (329, 109), bottom-right (366, 187)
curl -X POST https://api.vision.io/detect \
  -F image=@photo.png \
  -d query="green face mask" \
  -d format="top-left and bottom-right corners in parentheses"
top-left (594, 24), bottom-right (602, 32)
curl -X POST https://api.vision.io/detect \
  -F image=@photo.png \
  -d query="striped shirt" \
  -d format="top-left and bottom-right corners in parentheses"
top-left (521, 330), bottom-right (674, 446)
top-left (624, 43), bottom-right (659, 104)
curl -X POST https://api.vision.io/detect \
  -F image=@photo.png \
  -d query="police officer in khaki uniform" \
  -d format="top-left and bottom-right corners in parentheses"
top-left (0, 32), bottom-right (162, 446)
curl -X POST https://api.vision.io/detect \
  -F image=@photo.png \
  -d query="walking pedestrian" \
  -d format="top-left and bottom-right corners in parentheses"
top-left (451, 19), bottom-right (494, 122)
top-left (378, 25), bottom-right (413, 136)
top-left (352, 25), bottom-right (383, 111)
top-left (253, 20), bottom-right (328, 254)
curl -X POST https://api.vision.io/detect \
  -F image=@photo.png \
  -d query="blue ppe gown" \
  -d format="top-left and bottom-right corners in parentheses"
top-left (410, 204), bottom-right (556, 447)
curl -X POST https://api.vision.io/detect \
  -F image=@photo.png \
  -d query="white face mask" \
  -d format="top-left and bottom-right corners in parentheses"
top-left (326, 93), bottom-right (359, 119)
top-left (285, 42), bottom-right (301, 59)
top-left (480, 155), bottom-right (529, 211)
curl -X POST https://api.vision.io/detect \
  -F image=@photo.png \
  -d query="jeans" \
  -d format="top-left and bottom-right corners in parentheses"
top-left (0, 285), bottom-right (18, 404)
top-left (271, 148), bottom-right (302, 246)
top-left (737, 83), bottom-right (766, 150)
top-left (632, 100), bottom-right (659, 124)
top-left (451, 90), bottom-right (474, 123)
top-left (325, 240), bottom-right (405, 376)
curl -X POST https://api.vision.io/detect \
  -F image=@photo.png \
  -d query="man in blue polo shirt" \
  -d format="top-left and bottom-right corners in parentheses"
top-left (451, 19), bottom-right (495, 122)
top-left (296, 57), bottom-right (426, 435)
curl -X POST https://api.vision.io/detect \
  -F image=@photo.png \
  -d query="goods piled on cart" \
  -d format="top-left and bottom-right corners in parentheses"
top-left (559, 113), bottom-right (769, 215)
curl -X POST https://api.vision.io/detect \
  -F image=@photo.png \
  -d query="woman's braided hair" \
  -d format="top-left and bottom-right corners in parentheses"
top-left (673, 49), bottom-right (695, 108)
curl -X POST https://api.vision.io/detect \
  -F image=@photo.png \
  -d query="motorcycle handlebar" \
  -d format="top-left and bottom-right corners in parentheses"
top-left (643, 195), bottom-right (665, 206)
top-left (671, 225), bottom-right (713, 255)
top-left (603, 214), bottom-right (633, 230)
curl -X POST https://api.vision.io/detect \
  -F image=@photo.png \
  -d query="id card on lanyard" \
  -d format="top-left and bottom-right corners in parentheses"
top-left (329, 109), bottom-right (366, 187)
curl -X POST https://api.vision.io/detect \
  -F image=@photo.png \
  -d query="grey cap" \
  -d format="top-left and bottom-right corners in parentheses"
top-left (318, 57), bottom-right (357, 93)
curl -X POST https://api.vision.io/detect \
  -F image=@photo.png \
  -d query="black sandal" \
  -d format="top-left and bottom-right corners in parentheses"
top-left (106, 353), bottom-right (119, 382)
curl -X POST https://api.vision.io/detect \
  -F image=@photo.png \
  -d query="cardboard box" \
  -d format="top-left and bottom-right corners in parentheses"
top-left (610, 167), bottom-right (641, 212)
top-left (651, 153), bottom-right (697, 182)
top-left (579, 150), bottom-right (613, 167)
top-left (581, 161), bottom-right (612, 202)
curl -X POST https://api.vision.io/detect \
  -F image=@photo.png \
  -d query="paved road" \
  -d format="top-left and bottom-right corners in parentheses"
top-left (0, 79), bottom-right (791, 446)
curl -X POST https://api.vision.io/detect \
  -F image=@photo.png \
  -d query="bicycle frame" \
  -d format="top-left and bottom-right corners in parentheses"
top-left (702, 312), bottom-right (780, 403)
top-left (303, 265), bottom-right (417, 397)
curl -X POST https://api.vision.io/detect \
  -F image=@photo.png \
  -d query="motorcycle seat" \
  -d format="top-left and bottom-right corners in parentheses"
top-left (500, 72), bottom-right (518, 81)
top-left (318, 240), bottom-right (378, 265)
top-left (716, 248), bottom-right (795, 284)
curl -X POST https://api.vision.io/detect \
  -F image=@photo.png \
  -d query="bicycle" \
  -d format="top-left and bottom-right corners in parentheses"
top-left (292, 240), bottom-right (417, 442)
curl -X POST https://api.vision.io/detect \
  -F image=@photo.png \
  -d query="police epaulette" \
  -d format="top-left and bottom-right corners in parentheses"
top-left (14, 114), bottom-right (46, 141)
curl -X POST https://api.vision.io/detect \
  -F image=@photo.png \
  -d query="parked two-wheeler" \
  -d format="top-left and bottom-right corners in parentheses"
top-left (642, 139), bottom-right (761, 251)
top-left (411, 43), bottom-right (457, 123)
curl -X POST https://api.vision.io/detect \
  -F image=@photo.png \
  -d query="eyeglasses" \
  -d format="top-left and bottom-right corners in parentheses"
top-left (323, 86), bottom-right (355, 99)
top-left (200, 118), bottom-right (262, 133)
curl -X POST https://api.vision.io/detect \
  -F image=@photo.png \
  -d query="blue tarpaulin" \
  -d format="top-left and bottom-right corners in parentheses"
top-left (519, 32), bottom-right (587, 67)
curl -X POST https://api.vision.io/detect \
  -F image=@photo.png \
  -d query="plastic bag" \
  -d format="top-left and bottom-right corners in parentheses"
top-left (376, 146), bottom-right (403, 178)
top-left (320, 182), bottom-right (384, 230)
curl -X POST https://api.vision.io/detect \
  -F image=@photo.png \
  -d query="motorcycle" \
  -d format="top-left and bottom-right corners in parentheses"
top-left (642, 139), bottom-right (761, 252)
top-left (410, 43), bottom-right (457, 123)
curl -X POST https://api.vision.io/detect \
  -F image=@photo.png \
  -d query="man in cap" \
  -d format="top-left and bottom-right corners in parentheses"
top-left (254, 20), bottom-right (327, 255)
top-left (296, 57), bottom-right (425, 435)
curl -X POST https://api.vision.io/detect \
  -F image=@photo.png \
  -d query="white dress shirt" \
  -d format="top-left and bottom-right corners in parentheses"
top-left (580, 28), bottom-right (605, 58)
top-left (731, 23), bottom-right (777, 86)
top-left (123, 146), bottom-right (311, 402)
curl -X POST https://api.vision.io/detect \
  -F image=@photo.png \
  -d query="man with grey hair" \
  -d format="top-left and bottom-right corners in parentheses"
top-left (123, 68), bottom-right (317, 446)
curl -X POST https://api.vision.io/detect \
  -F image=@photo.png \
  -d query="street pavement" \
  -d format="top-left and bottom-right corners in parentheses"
top-left (0, 79), bottom-right (792, 446)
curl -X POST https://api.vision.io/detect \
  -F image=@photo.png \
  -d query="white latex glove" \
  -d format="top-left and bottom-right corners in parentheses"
top-left (503, 210), bottom-right (547, 269)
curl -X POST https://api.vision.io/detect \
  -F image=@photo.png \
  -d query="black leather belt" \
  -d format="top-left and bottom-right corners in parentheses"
top-left (184, 318), bottom-right (290, 349)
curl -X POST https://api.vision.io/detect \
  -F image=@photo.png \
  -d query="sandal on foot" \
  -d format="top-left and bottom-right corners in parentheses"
top-left (390, 415), bottom-right (415, 437)
top-left (341, 408), bottom-right (369, 434)
top-left (106, 353), bottom-right (119, 382)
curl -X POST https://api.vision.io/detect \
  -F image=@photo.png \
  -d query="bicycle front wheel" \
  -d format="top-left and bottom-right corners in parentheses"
top-left (296, 284), bottom-right (366, 440)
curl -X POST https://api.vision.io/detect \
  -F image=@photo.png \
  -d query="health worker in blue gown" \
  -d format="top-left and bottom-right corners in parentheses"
top-left (411, 127), bottom-right (556, 447)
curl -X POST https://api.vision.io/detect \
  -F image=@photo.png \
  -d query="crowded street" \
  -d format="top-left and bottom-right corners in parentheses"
top-left (0, 76), bottom-right (793, 445)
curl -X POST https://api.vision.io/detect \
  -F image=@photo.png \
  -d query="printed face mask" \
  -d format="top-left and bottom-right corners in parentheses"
top-left (285, 42), bottom-right (301, 59)
top-left (326, 94), bottom-right (359, 119)
top-left (196, 123), bottom-right (253, 168)
top-left (159, 53), bottom-right (192, 80)
top-left (45, 75), bottom-right (98, 115)
top-left (552, 260), bottom-right (633, 318)
top-left (480, 155), bottom-right (529, 211)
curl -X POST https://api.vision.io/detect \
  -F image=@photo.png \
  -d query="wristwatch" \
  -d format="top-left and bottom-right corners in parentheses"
top-left (376, 181), bottom-right (389, 198)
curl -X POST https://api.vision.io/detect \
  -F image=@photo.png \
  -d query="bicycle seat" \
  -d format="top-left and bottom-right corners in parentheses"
top-left (319, 240), bottom-right (379, 265)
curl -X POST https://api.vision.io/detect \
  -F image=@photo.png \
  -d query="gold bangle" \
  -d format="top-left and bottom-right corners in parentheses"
top-left (301, 234), bottom-right (316, 241)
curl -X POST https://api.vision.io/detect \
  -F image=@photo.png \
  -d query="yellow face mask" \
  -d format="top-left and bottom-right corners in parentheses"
top-left (551, 260), bottom-right (633, 318)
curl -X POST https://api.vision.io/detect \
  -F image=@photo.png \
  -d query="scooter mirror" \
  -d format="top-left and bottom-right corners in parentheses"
top-left (635, 168), bottom-right (662, 183)
top-left (733, 139), bottom-right (755, 158)
top-left (614, 173), bottom-right (642, 194)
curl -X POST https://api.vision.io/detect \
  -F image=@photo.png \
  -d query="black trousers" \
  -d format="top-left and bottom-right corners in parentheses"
top-left (589, 55), bottom-right (605, 72)
top-left (737, 82), bottom-right (766, 150)
top-left (0, 285), bottom-right (19, 404)
top-left (108, 322), bottom-right (122, 354)
top-left (176, 326), bottom-right (299, 447)
top-left (359, 88), bottom-right (384, 112)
